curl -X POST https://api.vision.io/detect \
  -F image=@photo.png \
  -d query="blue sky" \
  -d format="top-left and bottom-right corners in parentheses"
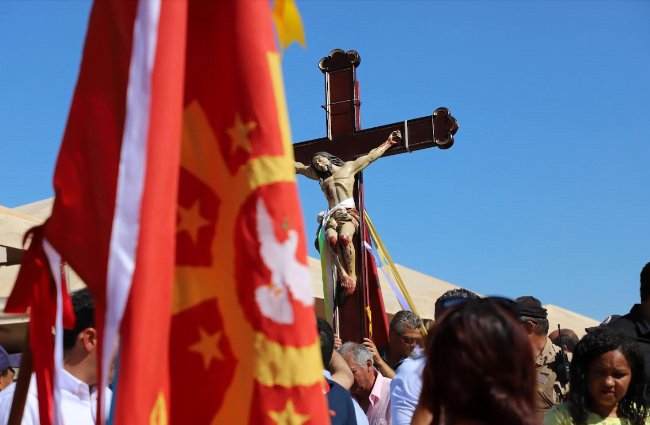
top-left (1, 1), bottom-right (649, 321)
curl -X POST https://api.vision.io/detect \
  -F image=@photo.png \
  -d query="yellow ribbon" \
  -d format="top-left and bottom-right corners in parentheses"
top-left (366, 306), bottom-right (373, 340)
top-left (365, 211), bottom-right (428, 336)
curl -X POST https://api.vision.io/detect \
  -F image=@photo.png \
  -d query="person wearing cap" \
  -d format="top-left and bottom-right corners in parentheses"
top-left (605, 261), bottom-right (650, 397)
top-left (0, 347), bottom-right (20, 391)
top-left (515, 296), bottom-right (567, 423)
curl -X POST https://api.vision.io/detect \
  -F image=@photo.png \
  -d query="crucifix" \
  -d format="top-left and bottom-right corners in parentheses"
top-left (293, 49), bottom-right (458, 345)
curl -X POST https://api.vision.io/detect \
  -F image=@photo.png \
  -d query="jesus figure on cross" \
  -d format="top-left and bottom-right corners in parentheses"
top-left (294, 130), bottom-right (402, 295)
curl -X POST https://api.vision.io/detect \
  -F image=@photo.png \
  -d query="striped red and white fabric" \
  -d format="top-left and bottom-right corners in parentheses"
top-left (6, 1), bottom-right (185, 424)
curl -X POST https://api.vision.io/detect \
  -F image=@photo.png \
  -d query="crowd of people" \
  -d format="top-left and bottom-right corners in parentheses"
top-left (0, 262), bottom-right (648, 425)
top-left (320, 261), bottom-right (650, 425)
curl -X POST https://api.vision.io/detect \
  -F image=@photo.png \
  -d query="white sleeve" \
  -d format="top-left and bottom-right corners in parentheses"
top-left (20, 393), bottom-right (41, 425)
top-left (352, 398), bottom-right (369, 425)
top-left (389, 357), bottom-right (424, 425)
top-left (0, 390), bottom-right (40, 425)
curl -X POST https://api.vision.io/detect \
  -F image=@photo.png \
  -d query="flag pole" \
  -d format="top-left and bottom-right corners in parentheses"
top-left (8, 329), bottom-right (32, 425)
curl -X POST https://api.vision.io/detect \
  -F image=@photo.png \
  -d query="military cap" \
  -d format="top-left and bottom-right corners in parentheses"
top-left (515, 296), bottom-right (547, 319)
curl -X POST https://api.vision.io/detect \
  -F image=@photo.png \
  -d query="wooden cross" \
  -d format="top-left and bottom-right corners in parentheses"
top-left (293, 49), bottom-right (458, 164)
top-left (293, 49), bottom-right (458, 343)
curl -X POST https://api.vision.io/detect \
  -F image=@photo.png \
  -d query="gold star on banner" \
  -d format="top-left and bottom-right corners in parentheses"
top-left (189, 327), bottom-right (224, 370)
top-left (268, 400), bottom-right (310, 425)
top-left (227, 113), bottom-right (257, 154)
top-left (177, 201), bottom-right (210, 244)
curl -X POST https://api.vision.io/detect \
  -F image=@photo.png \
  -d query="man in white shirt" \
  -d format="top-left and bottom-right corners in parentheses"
top-left (389, 355), bottom-right (425, 425)
top-left (392, 288), bottom-right (480, 425)
top-left (0, 289), bottom-right (112, 425)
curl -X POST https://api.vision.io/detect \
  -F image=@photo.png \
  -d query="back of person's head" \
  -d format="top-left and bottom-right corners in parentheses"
top-left (557, 333), bottom-right (579, 352)
top-left (389, 310), bottom-right (422, 334)
top-left (569, 328), bottom-right (647, 425)
top-left (641, 262), bottom-right (650, 303)
top-left (316, 317), bottom-right (334, 367)
top-left (63, 288), bottom-right (95, 350)
top-left (434, 288), bottom-right (480, 320)
top-left (422, 299), bottom-right (537, 425)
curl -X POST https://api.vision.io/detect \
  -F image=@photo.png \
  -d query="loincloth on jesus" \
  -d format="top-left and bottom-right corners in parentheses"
top-left (314, 199), bottom-right (360, 252)
top-left (324, 207), bottom-right (360, 233)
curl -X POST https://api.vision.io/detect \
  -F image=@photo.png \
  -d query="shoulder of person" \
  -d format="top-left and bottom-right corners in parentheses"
top-left (326, 380), bottom-right (356, 422)
top-left (396, 355), bottom-right (426, 374)
top-left (607, 312), bottom-right (638, 332)
top-left (0, 380), bottom-right (40, 425)
top-left (390, 356), bottom-right (425, 391)
top-left (327, 380), bottom-right (354, 406)
top-left (542, 402), bottom-right (573, 425)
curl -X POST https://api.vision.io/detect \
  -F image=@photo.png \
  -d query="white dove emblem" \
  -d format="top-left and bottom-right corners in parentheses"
top-left (255, 198), bottom-right (313, 324)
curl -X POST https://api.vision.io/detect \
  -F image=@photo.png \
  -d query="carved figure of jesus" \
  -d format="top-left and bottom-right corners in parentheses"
top-left (294, 130), bottom-right (401, 295)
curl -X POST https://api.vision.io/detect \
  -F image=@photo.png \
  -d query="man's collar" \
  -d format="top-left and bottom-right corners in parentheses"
top-left (27, 369), bottom-right (91, 401)
top-left (59, 368), bottom-right (91, 401)
top-left (369, 369), bottom-right (386, 405)
top-left (535, 338), bottom-right (556, 366)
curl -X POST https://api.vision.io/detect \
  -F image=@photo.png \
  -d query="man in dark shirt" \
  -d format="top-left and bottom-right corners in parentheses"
top-left (317, 318), bottom-right (360, 425)
top-left (607, 262), bottom-right (650, 389)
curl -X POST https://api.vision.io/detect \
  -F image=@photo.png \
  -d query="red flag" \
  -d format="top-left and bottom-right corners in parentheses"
top-left (8, 1), bottom-right (328, 424)
top-left (7, 0), bottom-right (184, 423)
top-left (170, 1), bottom-right (328, 424)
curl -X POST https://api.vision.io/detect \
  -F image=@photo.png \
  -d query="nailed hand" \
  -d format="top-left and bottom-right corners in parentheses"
top-left (388, 130), bottom-right (402, 145)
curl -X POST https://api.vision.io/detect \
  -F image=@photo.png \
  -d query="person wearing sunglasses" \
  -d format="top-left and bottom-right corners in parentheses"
top-left (363, 311), bottom-right (423, 380)
top-left (391, 288), bottom-right (480, 425)
top-left (515, 296), bottom-right (568, 423)
top-left (413, 296), bottom-right (537, 425)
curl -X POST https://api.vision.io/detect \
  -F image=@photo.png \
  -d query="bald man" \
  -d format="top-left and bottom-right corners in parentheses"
top-left (548, 328), bottom-right (579, 353)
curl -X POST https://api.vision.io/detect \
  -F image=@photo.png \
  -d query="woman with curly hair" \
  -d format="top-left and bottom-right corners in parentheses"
top-left (544, 327), bottom-right (649, 425)
top-left (413, 297), bottom-right (538, 425)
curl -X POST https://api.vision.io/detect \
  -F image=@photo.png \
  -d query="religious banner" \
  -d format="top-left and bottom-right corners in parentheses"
top-left (170, 1), bottom-right (328, 424)
top-left (6, 1), bottom-right (186, 424)
top-left (7, 1), bottom-right (327, 424)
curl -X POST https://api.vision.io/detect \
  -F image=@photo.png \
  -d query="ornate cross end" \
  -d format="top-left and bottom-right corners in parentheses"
top-left (318, 49), bottom-right (361, 73)
top-left (432, 107), bottom-right (459, 150)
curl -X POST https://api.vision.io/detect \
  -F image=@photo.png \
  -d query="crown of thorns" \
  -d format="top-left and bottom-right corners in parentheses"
top-left (311, 151), bottom-right (345, 167)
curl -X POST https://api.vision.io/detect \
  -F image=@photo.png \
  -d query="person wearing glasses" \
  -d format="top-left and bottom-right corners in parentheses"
top-left (390, 288), bottom-right (480, 425)
top-left (363, 311), bottom-right (423, 379)
top-left (413, 296), bottom-right (537, 425)
top-left (0, 346), bottom-right (20, 391)
top-left (543, 328), bottom-right (649, 425)
top-left (516, 296), bottom-right (568, 423)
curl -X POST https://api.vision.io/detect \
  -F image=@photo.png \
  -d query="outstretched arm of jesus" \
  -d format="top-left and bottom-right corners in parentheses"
top-left (350, 130), bottom-right (401, 174)
top-left (294, 161), bottom-right (319, 180)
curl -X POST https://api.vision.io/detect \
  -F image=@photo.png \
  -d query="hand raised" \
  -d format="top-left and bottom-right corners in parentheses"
top-left (363, 338), bottom-right (383, 365)
top-left (334, 334), bottom-right (342, 350)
